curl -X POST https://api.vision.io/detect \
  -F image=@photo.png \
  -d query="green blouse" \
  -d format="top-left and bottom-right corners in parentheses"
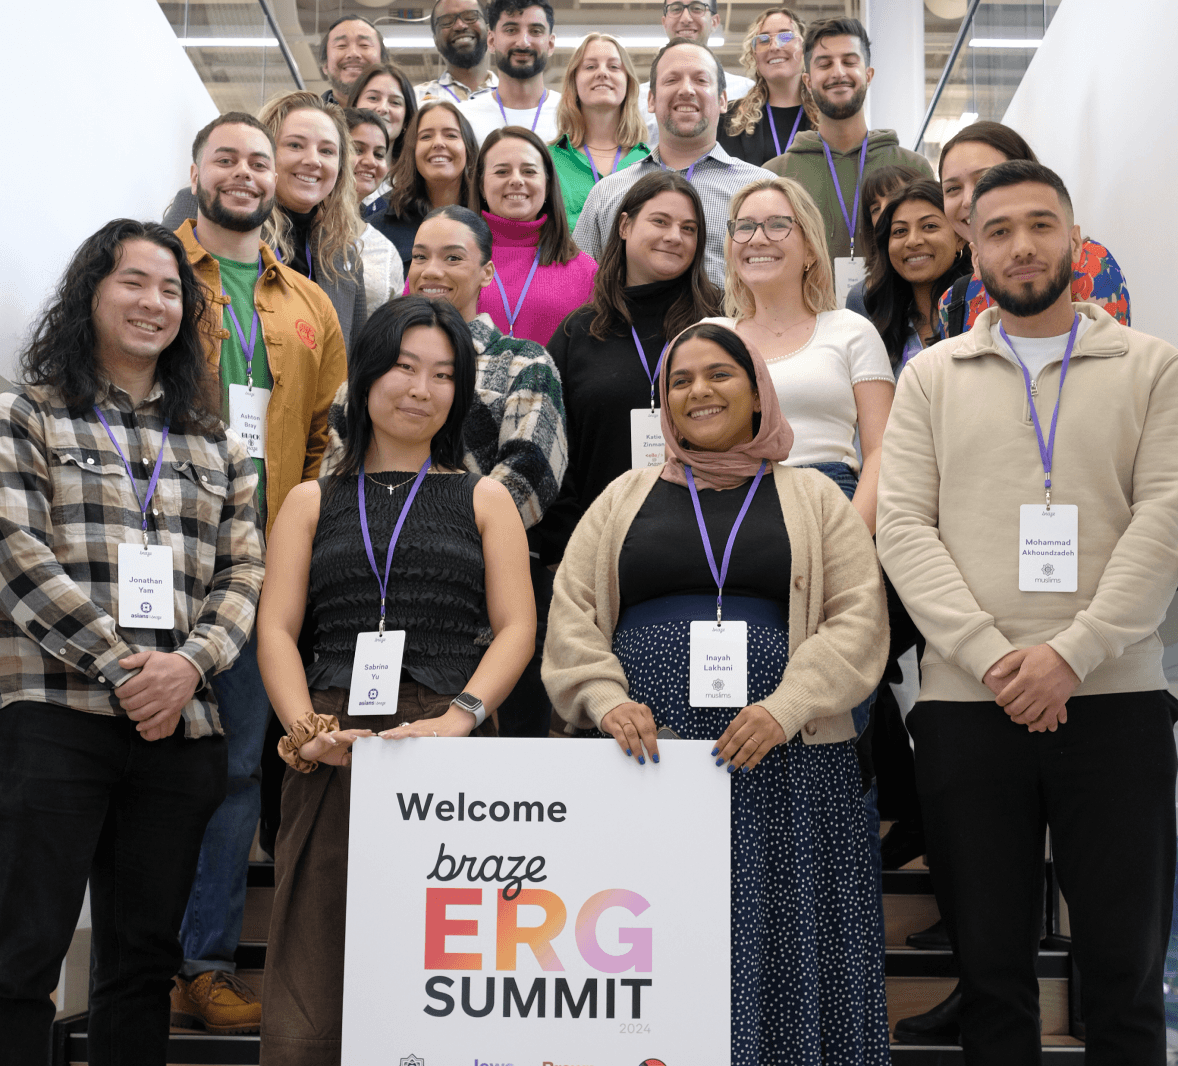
top-left (549, 136), bottom-right (650, 233)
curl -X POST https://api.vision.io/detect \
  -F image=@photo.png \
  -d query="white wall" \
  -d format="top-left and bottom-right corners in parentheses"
top-left (0, 0), bottom-right (218, 381)
top-left (1002, 0), bottom-right (1178, 346)
top-left (864, 0), bottom-right (926, 148)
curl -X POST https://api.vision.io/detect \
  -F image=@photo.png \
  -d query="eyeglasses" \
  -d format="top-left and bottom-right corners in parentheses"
top-left (753, 30), bottom-right (798, 50)
top-left (663, 2), bottom-right (713, 16)
top-left (437, 10), bottom-right (484, 29)
top-left (727, 215), bottom-right (796, 243)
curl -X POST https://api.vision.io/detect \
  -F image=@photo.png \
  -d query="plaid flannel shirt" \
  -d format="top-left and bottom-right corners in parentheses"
top-left (0, 381), bottom-right (264, 737)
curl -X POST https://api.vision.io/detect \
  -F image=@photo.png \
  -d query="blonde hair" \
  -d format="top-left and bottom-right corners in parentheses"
top-left (723, 176), bottom-right (837, 319)
top-left (726, 7), bottom-right (814, 139)
top-left (257, 91), bottom-right (362, 286)
top-left (553, 34), bottom-right (648, 151)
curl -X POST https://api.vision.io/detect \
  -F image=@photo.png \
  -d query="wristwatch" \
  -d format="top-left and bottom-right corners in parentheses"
top-left (451, 691), bottom-right (486, 728)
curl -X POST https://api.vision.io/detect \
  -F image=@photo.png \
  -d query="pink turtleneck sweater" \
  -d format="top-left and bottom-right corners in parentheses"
top-left (477, 211), bottom-right (598, 349)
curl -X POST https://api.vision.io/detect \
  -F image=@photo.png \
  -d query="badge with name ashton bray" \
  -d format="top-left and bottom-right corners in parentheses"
top-left (228, 384), bottom-right (270, 459)
top-left (689, 619), bottom-right (748, 707)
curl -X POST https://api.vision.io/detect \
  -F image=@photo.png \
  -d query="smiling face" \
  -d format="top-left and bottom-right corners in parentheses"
top-left (414, 106), bottom-right (468, 188)
top-left (322, 18), bottom-right (383, 96)
top-left (887, 198), bottom-right (960, 286)
top-left (754, 13), bottom-right (803, 86)
top-left (488, 4), bottom-right (555, 82)
top-left (434, 0), bottom-right (489, 69)
top-left (575, 38), bottom-right (627, 112)
top-left (275, 109), bottom-right (342, 213)
top-left (351, 122), bottom-right (390, 200)
top-left (407, 215), bottom-right (495, 321)
top-left (651, 43), bottom-right (726, 144)
top-left (191, 122), bottom-right (277, 233)
top-left (92, 239), bottom-right (184, 377)
top-left (940, 140), bottom-right (1009, 243)
top-left (619, 190), bottom-right (700, 285)
top-left (667, 336), bottom-right (760, 453)
top-left (481, 135), bottom-right (547, 220)
top-left (661, 1), bottom-right (719, 44)
top-left (366, 324), bottom-right (457, 451)
top-left (729, 187), bottom-right (810, 294)
top-left (804, 32), bottom-right (872, 121)
top-left (355, 73), bottom-right (408, 142)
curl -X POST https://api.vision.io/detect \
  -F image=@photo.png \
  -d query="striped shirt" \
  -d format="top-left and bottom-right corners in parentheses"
top-left (572, 141), bottom-right (773, 289)
top-left (0, 381), bottom-right (265, 737)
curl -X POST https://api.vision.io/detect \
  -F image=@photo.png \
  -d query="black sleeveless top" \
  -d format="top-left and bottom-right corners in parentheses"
top-left (306, 471), bottom-right (487, 694)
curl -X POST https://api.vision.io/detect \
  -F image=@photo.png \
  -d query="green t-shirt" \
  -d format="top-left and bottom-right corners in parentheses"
top-left (214, 252), bottom-right (271, 524)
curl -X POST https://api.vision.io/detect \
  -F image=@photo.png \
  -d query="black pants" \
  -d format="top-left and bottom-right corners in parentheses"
top-left (497, 555), bottom-right (553, 737)
top-left (0, 701), bottom-right (226, 1066)
top-left (907, 693), bottom-right (1176, 1065)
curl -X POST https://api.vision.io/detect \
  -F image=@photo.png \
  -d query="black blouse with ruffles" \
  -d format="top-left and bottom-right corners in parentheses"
top-left (306, 471), bottom-right (487, 694)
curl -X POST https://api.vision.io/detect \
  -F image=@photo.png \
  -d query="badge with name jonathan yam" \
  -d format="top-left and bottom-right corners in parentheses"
top-left (117, 542), bottom-right (175, 628)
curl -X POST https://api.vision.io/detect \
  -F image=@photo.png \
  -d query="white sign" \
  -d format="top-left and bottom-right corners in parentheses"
top-left (343, 738), bottom-right (731, 1066)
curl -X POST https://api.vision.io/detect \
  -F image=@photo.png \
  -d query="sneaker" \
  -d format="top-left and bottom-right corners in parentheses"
top-left (171, 970), bottom-right (261, 1034)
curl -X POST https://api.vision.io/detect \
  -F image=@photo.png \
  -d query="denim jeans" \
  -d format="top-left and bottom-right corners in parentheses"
top-left (179, 635), bottom-right (269, 975)
top-left (0, 701), bottom-right (226, 1066)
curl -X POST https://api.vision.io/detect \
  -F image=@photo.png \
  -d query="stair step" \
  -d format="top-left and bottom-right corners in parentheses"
top-left (886, 976), bottom-right (1070, 1036)
top-left (885, 948), bottom-right (1070, 978)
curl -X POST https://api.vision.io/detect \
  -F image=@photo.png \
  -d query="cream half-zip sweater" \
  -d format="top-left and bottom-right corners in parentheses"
top-left (877, 302), bottom-right (1178, 703)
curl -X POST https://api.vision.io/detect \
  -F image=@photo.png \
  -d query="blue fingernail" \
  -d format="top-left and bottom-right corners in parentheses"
top-left (626, 748), bottom-right (632, 756)
top-left (742, 765), bottom-right (750, 773)
top-left (711, 746), bottom-right (719, 756)
top-left (715, 756), bottom-right (724, 766)
top-left (652, 753), bottom-right (659, 763)
top-left (638, 755), bottom-right (646, 765)
top-left (727, 763), bottom-right (735, 774)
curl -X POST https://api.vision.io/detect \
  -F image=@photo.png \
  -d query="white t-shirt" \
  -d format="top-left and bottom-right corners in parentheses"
top-left (458, 87), bottom-right (562, 146)
top-left (703, 309), bottom-right (893, 471)
top-left (994, 314), bottom-right (1094, 381)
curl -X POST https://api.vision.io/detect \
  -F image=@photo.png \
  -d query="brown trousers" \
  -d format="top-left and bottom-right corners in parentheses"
top-left (259, 684), bottom-right (494, 1066)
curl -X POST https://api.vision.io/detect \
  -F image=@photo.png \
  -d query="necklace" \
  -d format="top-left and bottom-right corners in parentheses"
top-left (364, 471), bottom-right (420, 495)
top-left (750, 313), bottom-right (816, 339)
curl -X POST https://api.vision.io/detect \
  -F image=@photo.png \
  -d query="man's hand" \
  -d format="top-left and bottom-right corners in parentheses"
top-left (116, 650), bottom-right (202, 741)
top-left (983, 644), bottom-right (1078, 733)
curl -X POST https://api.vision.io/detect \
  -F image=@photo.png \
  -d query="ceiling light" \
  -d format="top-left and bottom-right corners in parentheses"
top-left (968, 38), bottom-right (1042, 48)
top-left (178, 37), bottom-right (280, 47)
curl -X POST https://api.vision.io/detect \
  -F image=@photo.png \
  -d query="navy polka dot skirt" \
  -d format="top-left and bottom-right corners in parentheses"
top-left (612, 596), bottom-right (890, 1065)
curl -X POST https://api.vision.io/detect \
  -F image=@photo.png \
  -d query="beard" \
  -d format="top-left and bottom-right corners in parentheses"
top-left (197, 180), bottom-right (275, 233)
top-left (440, 32), bottom-right (488, 69)
top-left (495, 47), bottom-right (548, 81)
top-left (661, 109), bottom-right (708, 140)
top-left (979, 250), bottom-right (1073, 318)
top-left (811, 80), bottom-right (867, 121)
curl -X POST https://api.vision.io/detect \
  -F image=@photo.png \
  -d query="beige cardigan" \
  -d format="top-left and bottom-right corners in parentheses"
top-left (542, 464), bottom-right (888, 743)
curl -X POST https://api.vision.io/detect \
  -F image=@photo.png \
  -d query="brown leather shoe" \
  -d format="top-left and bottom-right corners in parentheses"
top-left (170, 971), bottom-right (261, 1034)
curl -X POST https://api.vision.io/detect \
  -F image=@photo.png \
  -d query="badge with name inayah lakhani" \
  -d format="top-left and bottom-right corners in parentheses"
top-left (689, 620), bottom-right (748, 707)
top-left (349, 630), bottom-right (406, 715)
top-left (117, 542), bottom-right (175, 628)
top-left (1019, 504), bottom-right (1078, 592)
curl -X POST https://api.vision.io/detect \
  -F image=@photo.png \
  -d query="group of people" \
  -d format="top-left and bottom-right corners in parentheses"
top-left (0, 7), bottom-right (1172, 1066)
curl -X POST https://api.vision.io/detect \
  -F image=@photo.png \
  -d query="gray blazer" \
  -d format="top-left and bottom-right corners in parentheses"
top-left (162, 188), bottom-right (367, 352)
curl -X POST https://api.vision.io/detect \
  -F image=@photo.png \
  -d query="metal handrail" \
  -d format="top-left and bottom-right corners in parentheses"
top-left (913, 0), bottom-right (981, 151)
top-left (257, 0), bottom-right (305, 89)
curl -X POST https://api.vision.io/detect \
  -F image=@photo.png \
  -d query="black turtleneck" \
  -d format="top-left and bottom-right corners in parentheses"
top-left (282, 205), bottom-right (318, 278)
top-left (534, 276), bottom-right (685, 563)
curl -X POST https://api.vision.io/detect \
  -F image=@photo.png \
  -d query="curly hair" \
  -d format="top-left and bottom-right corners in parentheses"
top-left (258, 91), bottom-right (362, 287)
top-left (723, 175), bottom-right (837, 320)
top-left (388, 100), bottom-right (480, 220)
top-left (20, 220), bottom-right (220, 431)
top-left (725, 7), bottom-right (814, 139)
top-left (553, 34), bottom-right (648, 152)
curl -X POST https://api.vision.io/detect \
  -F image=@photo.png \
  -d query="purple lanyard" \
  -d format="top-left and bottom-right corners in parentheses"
top-left (275, 236), bottom-right (313, 282)
top-left (583, 145), bottom-right (624, 184)
top-left (684, 460), bottom-right (768, 623)
top-left (495, 88), bottom-right (548, 132)
top-left (358, 458), bottom-right (431, 632)
top-left (93, 408), bottom-right (171, 547)
top-left (630, 326), bottom-right (668, 409)
top-left (899, 333), bottom-right (922, 372)
top-left (767, 105), bottom-right (804, 159)
top-left (442, 82), bottom-right (463, 103)
top-left (820, 134), bottom-right (869, 258)
top-left (660, 154), bottom-right (699, 182)
top-left (999, 313), bottom-right (1080, 509)
top-left (493, 249), bottom-right (541, 337)
top-left (224, 257), bottom-right (265, 388)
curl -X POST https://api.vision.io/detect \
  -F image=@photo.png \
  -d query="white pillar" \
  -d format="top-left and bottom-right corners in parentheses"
top-left (863, 0), bottom-right (926, 150)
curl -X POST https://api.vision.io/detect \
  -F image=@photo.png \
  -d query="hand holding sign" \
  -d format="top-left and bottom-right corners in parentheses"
top-left (601, 701), bottom-right (660, 765)
top-left (300, 727), bottom-right (375, 766)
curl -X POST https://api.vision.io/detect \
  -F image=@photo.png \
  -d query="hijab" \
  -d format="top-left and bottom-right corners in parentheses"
top-left (658, 322), bottom-right (794, 491)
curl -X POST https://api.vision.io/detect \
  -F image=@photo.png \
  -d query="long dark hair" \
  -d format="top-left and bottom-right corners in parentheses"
top-left (344, 62), bottom-right (419, 163)
top-left (863, 180), bottom-right (969, 367)
top-left (664, 322), bottom-right (761, 440)
top-left (475, 126), bottom-right (579, 267)
top-left (387, 101), bottom-right (480, 220)
top-left (938, 119), bottom-right (1036, 180)
top-left (20, 219), bottom-right (219, 431)
top-left (333, 295), bottom-right (476, 477)
top-left (422, 204), bottom-right (494, 265)
top-left (585, 170), bottom-right (720, 340)
top-left (856, 163), bottom-right (921, 283)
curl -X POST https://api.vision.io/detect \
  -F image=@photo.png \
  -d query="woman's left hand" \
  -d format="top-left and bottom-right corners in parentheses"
top-left (380, 706), bottom-right (478, 740)
top-left (713, 704), bottom-right (786, 773)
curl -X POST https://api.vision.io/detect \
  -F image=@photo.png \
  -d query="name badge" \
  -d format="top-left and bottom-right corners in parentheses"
top-left (117, 542), bottom-right (176, 628)
top-left (228, 383), bottom-right (270, 460)
top-left (689, 620), bottom-right (748, 707)
top-left (349, 630), bottom-right (406, 715)
top-left (833, 256), bottom-right (866, 309)
top-left (630, 408), bottom-right (665, 469)
top-left (1018, 504), bottom-right (1078, 592)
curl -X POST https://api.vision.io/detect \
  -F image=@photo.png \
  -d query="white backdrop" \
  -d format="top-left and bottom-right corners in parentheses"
top-left (1002, 0), bottom-right (1178, 347)
top-left (0, 0), bottom-right (217, 382)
